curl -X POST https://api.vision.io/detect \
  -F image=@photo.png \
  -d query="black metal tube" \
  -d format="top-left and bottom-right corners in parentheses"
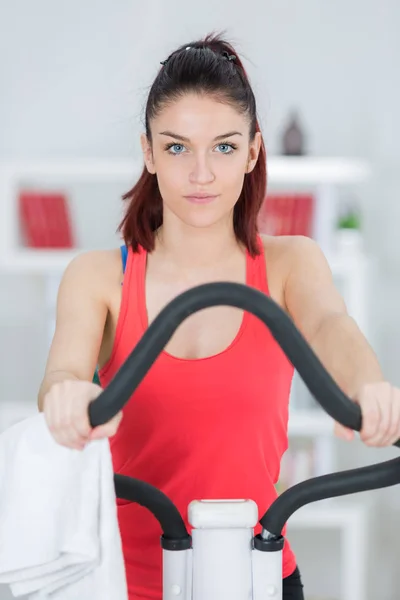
top-left (114, 474), bottom-right (190, 544)
top-left (86, 282), bottom-right (400, 535)
top-left (89, 282), bottom-right (379, 435)
top-left (260, 457), bottom-right (400, 536)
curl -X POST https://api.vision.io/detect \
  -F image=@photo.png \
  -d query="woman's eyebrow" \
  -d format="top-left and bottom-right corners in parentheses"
top-left (158, 130), bottom-right (243, 142)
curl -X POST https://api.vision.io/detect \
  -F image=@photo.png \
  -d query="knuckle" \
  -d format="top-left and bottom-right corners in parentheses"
top-left (50, 382), bottom-right (62, 394)
top-left (361, 423), bottom-right (377, 439)
top-left (54, 435), bottom-right (68, 448)
top-left (58, 413), bottom-right (70, 427)
top-left (364, 438), bottom-right (378, 447)
top-left (366, 407), bottom-right (380, 423)
top-left (76, 421), bottom-right (91, 437)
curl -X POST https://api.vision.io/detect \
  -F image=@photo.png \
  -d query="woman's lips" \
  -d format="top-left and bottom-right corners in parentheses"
top-left (184, 194), bottom-right (219, 204)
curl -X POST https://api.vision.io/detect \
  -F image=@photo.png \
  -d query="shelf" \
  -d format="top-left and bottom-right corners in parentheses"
top-left (327, 252), bottom-right (369, 274)
top-left (0, 247), bottom-right (369, 277)
top-left (266, 156), bottom-right (371, 185)
top-left (0, 156), bottom-right (370, 185)
top-left (0, 156), bottom-right (371, 276)
top-left (0, 249), bottom-right (80, 273)
top-left (288, 502), bottom-right (367, 529)
top-left (0, 159), bottom-right (142, 181)
top-left (288, 410), bottom-right (334, 436)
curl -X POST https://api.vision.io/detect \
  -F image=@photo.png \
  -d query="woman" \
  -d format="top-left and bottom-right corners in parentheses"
top-left (38, 34), bottom-right (400, 600)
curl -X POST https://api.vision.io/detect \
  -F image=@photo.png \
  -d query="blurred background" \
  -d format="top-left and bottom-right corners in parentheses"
top-left (0, 1), bottom-right (399, 599)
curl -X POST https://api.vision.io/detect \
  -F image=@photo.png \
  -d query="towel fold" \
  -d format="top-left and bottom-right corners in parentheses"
top-left (0, 412), bottom-right (128, 599)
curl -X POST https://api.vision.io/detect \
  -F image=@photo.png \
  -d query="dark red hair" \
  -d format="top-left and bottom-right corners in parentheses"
top-left (118, 32), bottom-right (267, 257)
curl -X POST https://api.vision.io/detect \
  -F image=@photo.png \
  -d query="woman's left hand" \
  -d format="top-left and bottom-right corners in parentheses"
top-left (334, 381), bottom-right (400, 446)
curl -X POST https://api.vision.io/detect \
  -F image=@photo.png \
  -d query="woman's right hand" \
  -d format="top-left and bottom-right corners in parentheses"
top-left (43, 380), bottom-right (123, 451)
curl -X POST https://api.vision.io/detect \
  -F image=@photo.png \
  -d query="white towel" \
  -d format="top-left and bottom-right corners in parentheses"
top-left (0, 412), bottom-right (128, 599)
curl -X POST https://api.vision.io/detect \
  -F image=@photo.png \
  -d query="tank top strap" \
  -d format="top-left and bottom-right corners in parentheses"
top-left (120, 244), bottom-right (128, 274)
top-left (122, 237), bottom-right (270, 305)
top-left (246, 235), bottom-right (270, 296)
top-left (119, 244), bottom-right (146, 318)
top-left (99, 244), bottom-right (145, 380)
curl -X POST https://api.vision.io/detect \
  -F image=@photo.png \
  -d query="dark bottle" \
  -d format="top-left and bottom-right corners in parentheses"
top-left (282, 111), bottom-right (306, 156)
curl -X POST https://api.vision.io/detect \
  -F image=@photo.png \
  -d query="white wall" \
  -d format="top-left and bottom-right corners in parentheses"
top-left (0, 2), bottom-right (400, 599)
top-left (1, 1), bottom-right (399, 160)
top-left (1, 0), bottom-right (399, 379)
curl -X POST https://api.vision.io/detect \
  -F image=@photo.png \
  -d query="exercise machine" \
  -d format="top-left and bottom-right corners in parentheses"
top-left (88, 282), bottom-right (400, 600)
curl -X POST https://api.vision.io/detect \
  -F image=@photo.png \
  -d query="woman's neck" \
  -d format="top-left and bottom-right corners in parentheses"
top-left (154, 221), bottom-right (243, 272)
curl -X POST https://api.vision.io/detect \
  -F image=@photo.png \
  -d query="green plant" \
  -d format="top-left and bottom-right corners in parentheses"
top-left (337, 211), bottom-right (361, 229)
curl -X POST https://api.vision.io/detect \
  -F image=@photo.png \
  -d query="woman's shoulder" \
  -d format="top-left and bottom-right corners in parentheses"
top-left (259, 234), bottom-right (323, 307)
top-left (260, 233), bottom-right (321, 264)
top-left (65, 247), bottom-right (122, 276)
top-left (60, 248), bottom-right (124, 301)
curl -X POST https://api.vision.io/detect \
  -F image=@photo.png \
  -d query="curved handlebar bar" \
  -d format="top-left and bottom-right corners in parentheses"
top-left (89, 282), bottom-right (400, 541)
top-left (90, 282), bottom-right (368, 429)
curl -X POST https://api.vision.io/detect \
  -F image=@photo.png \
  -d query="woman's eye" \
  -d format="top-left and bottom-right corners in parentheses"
top-left (216, 144), bottom-right (235, 154)
top-left (167, 144), bottom-right (186, 154)
top-left (166, 142), bottom-right (236, 155)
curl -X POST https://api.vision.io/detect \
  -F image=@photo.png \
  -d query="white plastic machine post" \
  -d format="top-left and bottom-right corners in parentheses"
top-left (188, 499), bottom-right (259, 600)
top-left (163, 548), bottom-right (192, 600)
top-left (252, 544), bottom-right (282, 600)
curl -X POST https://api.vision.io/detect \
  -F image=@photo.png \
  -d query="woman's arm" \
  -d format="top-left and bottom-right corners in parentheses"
top-left (282, 236), bottom-right (400, 447)
top-left (37, 251), bottom-right (111, 411)
top-left (283, 236), bottom-right (383, 396)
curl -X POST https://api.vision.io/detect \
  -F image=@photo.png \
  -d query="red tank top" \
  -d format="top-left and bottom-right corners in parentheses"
top-left (99, 239), bottom-right (297, 599)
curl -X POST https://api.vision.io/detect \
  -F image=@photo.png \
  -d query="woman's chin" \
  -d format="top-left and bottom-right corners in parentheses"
top-left (180, 211), bottom-right (227, 229)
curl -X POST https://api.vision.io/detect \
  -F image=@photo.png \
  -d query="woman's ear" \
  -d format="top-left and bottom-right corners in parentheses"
top-left (140, 133), bottom-right (156, 174)
top-left (246, 131), bottom-right (262, 173)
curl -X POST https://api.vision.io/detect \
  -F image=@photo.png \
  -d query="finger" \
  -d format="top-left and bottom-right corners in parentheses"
top-left (43, 392), bottom-right (56, 432)
top-left (56, 416), bottom-right (87, 449)
top-left (54, 430), bottom-right (84, 450)
top-left (71, 401), bottom-right (92, 440)
top-left (51, 394), bottom-right (86, 449)
top-left (369, 390), bottom-right (393, 446)
top-left (363, 385), bottom-right (392, 446)
top-left (386, 389), bottom-right (400, 445)
top-left (63, 424), bottom-right (89, 449)
top-left (334, 422), bottom-right (354, 441)
top-left (360, 393), bottom-right (383, 445)
top-left (55, 396), bottom-right (80, 447)
top-left (77, 383), bottom-right (104, 439)
top-left (90, 412), bottom-right (123, 440)
top-left (43, 393), bottom-right (70, 448)
top-left (90, 419), bottom-right (120, 440)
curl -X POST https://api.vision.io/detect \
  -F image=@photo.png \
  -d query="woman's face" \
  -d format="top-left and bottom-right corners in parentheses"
top-left (141, 93), bottom-right (261, 230)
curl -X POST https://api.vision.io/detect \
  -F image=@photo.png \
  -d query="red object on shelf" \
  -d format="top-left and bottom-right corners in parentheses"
top-left (257, 193), bottom-right (314, 237)
top-left (18, 191), bottom-right (75, 248)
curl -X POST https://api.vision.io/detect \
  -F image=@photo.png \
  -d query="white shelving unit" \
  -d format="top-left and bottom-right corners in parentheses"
top-left (0, 157), bottom-right (372, 600)
top-left (288, 503), bottom-right (369, 600)
top-left (288, 409), bottom-right (334, 436)
top-left (0, 156), bottom-right (370, 267)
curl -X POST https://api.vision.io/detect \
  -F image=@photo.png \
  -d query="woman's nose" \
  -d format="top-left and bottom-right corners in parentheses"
top-left (189, 155), bottom-right (216, 185)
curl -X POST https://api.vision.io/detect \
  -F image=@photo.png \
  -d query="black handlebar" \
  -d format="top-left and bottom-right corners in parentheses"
top-left (89, 282), bottom-right (365, 428)
top-left (260, 455), bottom-right (400, 536)
top-left (88, 282), bottom-right (400, 541)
